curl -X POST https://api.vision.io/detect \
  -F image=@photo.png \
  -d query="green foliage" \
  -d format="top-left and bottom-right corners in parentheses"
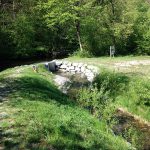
top-left (134, 1), bottom-right (150, 55)
top-left (72, 49), bottom-right (92, 58)
top-left (38, 0), bottom-right (150, 56)
top-left (93, 69), bottom-right (150, 121)
top-left (0, 59), bottom-right (149, 149)
top-left (0, 66), bottom-right (130, 150)
top-left (0, 28), bottom-right (15, 59)
top-left (11, 14), bottom-right (35, 58)
top-left (77, 84), bottom-right (111, 117)
top-left (123, 127), bottom-right (144, 149)
top-left (1, 0), bottom-right (150, 59)
top-left (116, 77), bottom-right (150, 121)
top-left (94, 71), bottom-right (130, 98)
top-left (76, 68), bottom-right (149, 149)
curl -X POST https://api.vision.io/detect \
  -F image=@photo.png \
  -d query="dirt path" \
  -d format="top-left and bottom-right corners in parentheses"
top-left (114, 60), bottom-right (150, 67)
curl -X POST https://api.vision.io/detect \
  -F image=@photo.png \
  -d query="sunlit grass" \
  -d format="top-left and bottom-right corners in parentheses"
top-left (0, 64), bottom-right (130, 150)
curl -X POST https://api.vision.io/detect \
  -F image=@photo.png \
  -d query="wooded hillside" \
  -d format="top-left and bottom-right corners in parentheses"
top-left (0, 0), bottom-right (150, 60)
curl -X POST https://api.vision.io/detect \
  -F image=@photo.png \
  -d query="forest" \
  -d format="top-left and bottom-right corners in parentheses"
top-left (0, 0), bottom-right (150, 61)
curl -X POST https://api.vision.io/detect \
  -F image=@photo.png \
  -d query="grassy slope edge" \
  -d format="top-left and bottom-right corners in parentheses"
top-left (0, 65), bottom-right (130, 150)
top-left (66, 56), bottom-right (150, 121)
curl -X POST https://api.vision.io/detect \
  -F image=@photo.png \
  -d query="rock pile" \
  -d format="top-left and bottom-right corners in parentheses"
top-left (45, 60), bottom-right (99, 82)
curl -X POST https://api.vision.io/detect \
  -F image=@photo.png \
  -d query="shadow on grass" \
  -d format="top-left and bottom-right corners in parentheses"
top-left (0, 78), bottom-right (18, 102)
top-left (0, 129), bottom-right (22, 150)
top-left (0, 75), bottom-right (81, 150)
top-left (0, 72), bottom-right (131, 150)
top-left (11, 75), bottom-right (75, 106)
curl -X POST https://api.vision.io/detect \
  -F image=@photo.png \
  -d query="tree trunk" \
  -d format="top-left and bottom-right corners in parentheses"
top-left (75, 21), bottom-right (83, 52)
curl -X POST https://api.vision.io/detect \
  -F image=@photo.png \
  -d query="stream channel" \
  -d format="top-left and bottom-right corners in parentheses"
top-left (53, 70), bottom-right (150, 150)
top-left (53, 70), bottom-right (91, 98)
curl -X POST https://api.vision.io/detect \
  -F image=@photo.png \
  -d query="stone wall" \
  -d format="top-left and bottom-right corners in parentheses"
top-left (45, 60), bottom-right (99, 82)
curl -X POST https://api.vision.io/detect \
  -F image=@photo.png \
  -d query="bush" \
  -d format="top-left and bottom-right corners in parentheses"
top-left (94, 71), bottom-right (130, 99)
top-left (77, 84), bottom-right (112, 118)
top-left (71, 49), bottom-right (92, 58)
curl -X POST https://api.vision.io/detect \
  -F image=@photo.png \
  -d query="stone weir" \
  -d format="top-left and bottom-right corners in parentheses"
top-left (44, 60), bottom-right (99, 82)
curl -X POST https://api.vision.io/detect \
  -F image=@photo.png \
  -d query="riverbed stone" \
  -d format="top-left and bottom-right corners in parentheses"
top-left (69, 66), bottom-right (75, 70)
top-left (45, 60), bottom-right (100, 89)
top-left (67, 62), bottom-right (72, 67)
top-left (83, 64), bottom-right (88, 68)
top-left (78, 63), bottom-right (83, 68)
top-left (81, 66), bottom-right (86, 72)
top-left (87, 76), bottom-right (94, 82)
top-left (55, 60), bottom-right (62, 66)
top-left (74, 67), bottom-right (80, 72)
top-left (85, 69), bottom-right (91, 74)
top-left (54, 75), bottom-right (71, 93)
top-left (63, 61), bottom-right (69, 65)
top-left (81, 73), bottom-right (86, 78)
top-left (87, 66), bottom-right (99, 74)
top-left (59, 69), bottom-right (66, 72)
top-left (70, 71), bottom-right (76, 74)
top-left (45, 62), bottom-right (49, 69)
top-left (66, 67), bottom-right (70, 72)
top-left (60, 64), bottom-right (67, 69)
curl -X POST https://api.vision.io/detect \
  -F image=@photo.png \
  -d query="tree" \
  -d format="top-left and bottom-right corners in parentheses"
top-left (1, 0), bottom-right (150, 59)
top-left (133, 0), bottom-right (150, 55)
top-left (37, 0), bottom-right (94, 52)
top-left (99, 0), bottom-right (137, 54)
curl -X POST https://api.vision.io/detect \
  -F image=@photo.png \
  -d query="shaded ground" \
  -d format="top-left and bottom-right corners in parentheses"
top-left (114, 108), bottom-right (150, 150)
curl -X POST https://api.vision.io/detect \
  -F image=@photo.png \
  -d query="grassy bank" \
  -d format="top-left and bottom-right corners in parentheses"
top-left (0, 56), bottom-right (150, 149)
top-left (65, 56), bottom-right (150, 120)
top-left (0, 65), bottom-right (130, 150)
top-left (66, 56), bottom-right (150, 149)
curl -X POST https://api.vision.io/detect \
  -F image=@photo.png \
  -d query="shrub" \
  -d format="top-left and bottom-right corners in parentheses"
top-left (94, 71), bottom-right (130, 99)
top-left (77, 84), bottom-right (112, 118)
top-left (71, 49), bottom-right (92, 58)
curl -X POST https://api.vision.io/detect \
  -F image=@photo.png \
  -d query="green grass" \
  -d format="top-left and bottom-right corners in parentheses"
top-left (66, 56), bottom-right (150, 77)
top-left (65, 56), bottom-right (150, 121)
top-left (69, 63), bottom-right (149, 149)
top-left (0, 64), bottom-right (130, 150)
top-left (1, 56), bottom-right (150, 150)
top-left (67, 55), bottom-right (150, 62)
top-left (65, 56), bottom-right (150, 149)
top-left (94, 71), bottom-right (150, 121)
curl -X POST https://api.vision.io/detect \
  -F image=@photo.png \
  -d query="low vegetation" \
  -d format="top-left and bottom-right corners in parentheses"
top-left (0, 56), bottom-right (150, 149)
top-left (0, 64), bottom-right (130, 150)
top-left (68, 56), bottom-right (150, 149)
